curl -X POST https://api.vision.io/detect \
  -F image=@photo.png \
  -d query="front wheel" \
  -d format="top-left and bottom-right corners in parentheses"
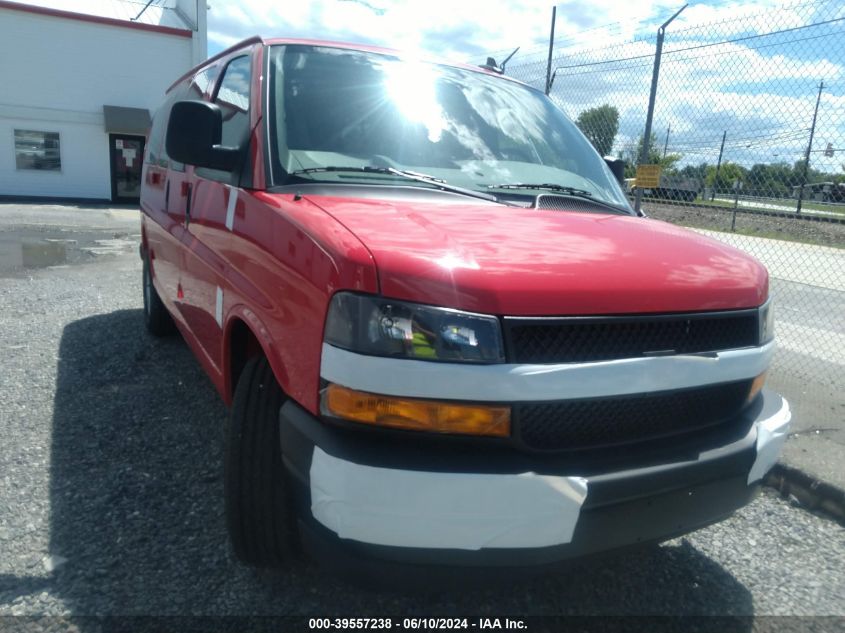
top-left (224, 356), bottom-right (300, 566)
top-left (142, 252), bottom-right (175, 336)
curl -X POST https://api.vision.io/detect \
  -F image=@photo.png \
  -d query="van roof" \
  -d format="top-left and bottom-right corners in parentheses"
top-left (166, 35), bottom-right (532, 94)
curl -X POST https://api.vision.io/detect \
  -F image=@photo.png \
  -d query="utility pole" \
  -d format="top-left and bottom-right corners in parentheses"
top-left (711, 130), bottom-right (726, 201)
top-left (545, 7), bottom-right (556, 95)
top-left (663, 124), bottom-right (671, 158)
top-left (796, 80), bottom-right (825, 214)
top-left (635, 4), bottom-right (687, 215)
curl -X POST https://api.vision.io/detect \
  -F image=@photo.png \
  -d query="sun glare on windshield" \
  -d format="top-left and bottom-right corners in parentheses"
top-left (269, 44), bottom-right (632, 211)
top-left (383, 61), bottom-right (446, 143)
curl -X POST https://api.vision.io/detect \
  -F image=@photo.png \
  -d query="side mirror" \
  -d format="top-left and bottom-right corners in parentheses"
top-left (165, 100), bottom-right (240, 171)
top-left (604, 156), bottom-right (625, 186)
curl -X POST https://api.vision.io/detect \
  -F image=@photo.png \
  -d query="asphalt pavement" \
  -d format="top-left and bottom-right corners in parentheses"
top-left (0, 203), bottom-right (843, 623)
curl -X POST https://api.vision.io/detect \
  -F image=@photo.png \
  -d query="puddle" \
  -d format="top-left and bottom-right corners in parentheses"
top-left (21, 240), bottom-right (69, 268)
top-left (0, 229), bottom-right (139, 276)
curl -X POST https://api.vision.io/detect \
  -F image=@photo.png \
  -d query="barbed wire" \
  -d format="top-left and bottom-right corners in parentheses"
top-left (524, 22), bottom-right (844, 84)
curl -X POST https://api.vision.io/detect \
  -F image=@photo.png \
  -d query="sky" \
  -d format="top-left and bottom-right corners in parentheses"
top-left (15, 0), bottom-right (843, 171)
top-left (204, 0), bottom-right (845, 172)
top-left (18, 0), bottom-right (845, 174)
top-left (22, 0), bottom-right (841, 171)
top-left (207, 0), bottom-right (692, 62)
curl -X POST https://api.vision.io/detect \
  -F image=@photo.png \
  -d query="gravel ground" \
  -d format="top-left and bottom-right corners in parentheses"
top-left (1, 237), bottom-right (843, 624)
top-left (644, 202), bottom-right (845, 248)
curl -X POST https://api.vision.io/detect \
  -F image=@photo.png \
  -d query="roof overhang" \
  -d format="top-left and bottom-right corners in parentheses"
top-left (103, 105), bottom-right (151, 135)
top-left (0, 0), bottom-right (192, 38)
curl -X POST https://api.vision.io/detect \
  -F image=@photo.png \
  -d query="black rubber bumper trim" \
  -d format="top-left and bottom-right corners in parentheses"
top-left (279, 389), bottom-right (784, 571)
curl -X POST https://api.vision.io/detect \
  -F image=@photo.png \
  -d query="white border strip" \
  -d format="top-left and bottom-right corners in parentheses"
top-left (310, 447), bottom-right (588, 549)
top-left (320, 342), bottom-right (774, 402)
top-left (225, 186), bottom-right (237, 231)
top-left (215, 286), bottom-right (224, 328)
top-left (748, 397), bottom-right (791, 484)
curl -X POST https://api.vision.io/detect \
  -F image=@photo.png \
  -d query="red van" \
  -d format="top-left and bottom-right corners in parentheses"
top-left (139, 37), bottom-right (790, 572)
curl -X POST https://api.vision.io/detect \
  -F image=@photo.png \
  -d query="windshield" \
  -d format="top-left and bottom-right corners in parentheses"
top-left (268, 45), bottom-right (631, 211)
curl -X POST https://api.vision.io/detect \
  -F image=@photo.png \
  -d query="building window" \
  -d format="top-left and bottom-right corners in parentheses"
top-left (14, 130), bottom-right (61, 171)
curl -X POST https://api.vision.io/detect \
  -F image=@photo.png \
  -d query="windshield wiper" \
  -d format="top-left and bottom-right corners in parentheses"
top-left (293, 166), bottom-right (444, 182)
top-left (487, 182), bottom-right (632, 215)
top-left (290, 166), bottom-right (506, 205)
top-left (487, 183), bottom-right (594, 197)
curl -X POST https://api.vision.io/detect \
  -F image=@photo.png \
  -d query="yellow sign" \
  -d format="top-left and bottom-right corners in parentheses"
top-left (636, 165), bottom-right (662, 188)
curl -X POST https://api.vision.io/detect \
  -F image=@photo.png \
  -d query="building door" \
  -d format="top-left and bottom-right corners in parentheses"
top-left (109, 134), bottom-right (145, 203)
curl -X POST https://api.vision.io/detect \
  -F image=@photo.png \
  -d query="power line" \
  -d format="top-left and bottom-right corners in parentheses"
top-left (669, 130), bottom-right (810, 149)
top-left (668, 0), bottom-right (840, 37)
top-left (492, 0), bottom-right (845, 66)
top-left (544, 29), bottom-right (841, 80)
top-left (532, 9), bottom-right (845, 71)
top-left (608, 122), bottom-right (808, 143)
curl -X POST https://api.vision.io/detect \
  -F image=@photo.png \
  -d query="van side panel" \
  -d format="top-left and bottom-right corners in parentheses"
top-left (221, 191), bottom-right (378, 413)
top-left (140, 80), bottom-right (190, 324)
top-left (174, 52), bottom-right (252, 376)
top-left (142, 44), bottom-right (379, 413)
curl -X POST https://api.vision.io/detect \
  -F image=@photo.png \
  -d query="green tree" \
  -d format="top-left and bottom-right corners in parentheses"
top-left (705, 162), bottom-right (748, 193)
top-left (625, 132), bottom-right (683, 178)
top-left (679, 162), bottom-right (710, 181)
top-left (792, 159), bottom-right (825, 185)
top-left (748, 162), bottom-right (794, 198)
top-left (575, 105), bottom-right (619, 157)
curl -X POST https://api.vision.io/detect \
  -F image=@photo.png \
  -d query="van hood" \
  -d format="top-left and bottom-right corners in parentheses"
top-left (303, 192), bottom-right (768, 316)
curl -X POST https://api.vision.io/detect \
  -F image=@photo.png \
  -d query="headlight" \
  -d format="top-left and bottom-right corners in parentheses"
top-left (759, 298), bottom-right (774, 345)
top-left (324, 292), bottom-right (505, 363)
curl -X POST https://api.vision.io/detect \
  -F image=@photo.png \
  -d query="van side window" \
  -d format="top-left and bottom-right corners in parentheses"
top-left (214, 56), bottom-right (251, 147)
top-left (149, 67), bottom-right (218, 173)
top-left (147, 82), bottom-right (189, 172)
top-left (189, 66), bottom-right (219, 100)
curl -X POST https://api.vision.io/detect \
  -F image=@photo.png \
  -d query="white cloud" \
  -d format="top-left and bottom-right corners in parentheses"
top-left (520, 1), bottom-right (845, 170)
top-left (207, 0), bottom-right (677, 62)
top-left (206, 0), bottom-right (845, 173)
top-left (668, 0), bottom-right (805, 39)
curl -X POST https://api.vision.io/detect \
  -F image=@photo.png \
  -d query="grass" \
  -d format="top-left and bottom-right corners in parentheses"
top-left (678, 221), bottom-right (845, 250)
top-left (796, 200), bottom-right (845, 215)
top-left (687, 197), bottom-right (845, 217)
top-left (725, 227), bottom-right (845, 249)
top-left (647, 205), bottom-right (845, 250)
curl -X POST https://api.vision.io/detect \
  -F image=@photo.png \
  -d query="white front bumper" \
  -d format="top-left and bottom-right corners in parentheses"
top-left (309, 397), bottom-right (791, 551)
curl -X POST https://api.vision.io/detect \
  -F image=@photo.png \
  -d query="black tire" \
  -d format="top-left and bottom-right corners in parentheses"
top-left (225, 355), bottom-right (299, 566)
top-left (142, 252), bottom-right (175, 336)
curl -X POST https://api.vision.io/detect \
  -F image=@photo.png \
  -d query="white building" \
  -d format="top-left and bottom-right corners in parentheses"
top-left (0, 0), bottom-right (207, 202)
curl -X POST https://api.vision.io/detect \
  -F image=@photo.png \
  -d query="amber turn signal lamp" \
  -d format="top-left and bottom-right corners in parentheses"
top-left (322, 384), bottom-right (511, 437)
top-left (747, 372), bottom-right (767, 403)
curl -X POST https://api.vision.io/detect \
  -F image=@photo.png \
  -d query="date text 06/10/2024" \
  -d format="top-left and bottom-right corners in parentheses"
top-left (308, 618), bottom-right (527, 630)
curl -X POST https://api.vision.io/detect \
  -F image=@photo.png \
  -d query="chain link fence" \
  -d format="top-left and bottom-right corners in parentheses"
top-left (497, 0), bottom-right (844, 426)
